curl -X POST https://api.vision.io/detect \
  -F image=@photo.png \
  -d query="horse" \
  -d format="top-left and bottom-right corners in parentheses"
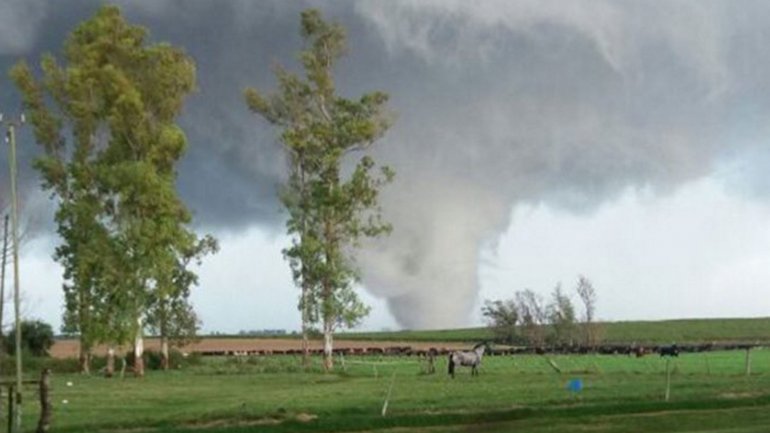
top-left (448, 342), bottom-right (489, 378)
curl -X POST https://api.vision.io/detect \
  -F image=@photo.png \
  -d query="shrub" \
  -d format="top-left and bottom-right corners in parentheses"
top-left (4, 320), bottom-right (55, 357)
top-left (126, 349), bottom-right (201, 370)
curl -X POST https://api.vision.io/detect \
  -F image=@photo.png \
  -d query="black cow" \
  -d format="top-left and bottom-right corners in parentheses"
top-left (659, 344), bottom-right (679, 357)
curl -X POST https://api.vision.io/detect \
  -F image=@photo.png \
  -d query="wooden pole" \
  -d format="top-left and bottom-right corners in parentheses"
top-left (745, 347), bottom-right (751, 376)
top-left (36, 369), bottom-right (51, 433)
top-left (7, 385), bottom-right (13, 433)
top-left (664, 358), bottom-right (671, 402)
top-left (7, 122), bottom-right (22, 433)
top-left (0, 214), bottom-right (8, 341)
top-left (0, 215), bottom-right (7, 418)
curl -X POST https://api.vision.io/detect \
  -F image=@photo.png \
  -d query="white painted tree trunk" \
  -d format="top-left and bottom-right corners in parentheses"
top-left (134, 317), bottom-right (144, 377)
top-left (80, 345), bottom-right (91, 375)
top-left (323, 320), bottom-right (334, 371)
top-left (105, 347), bottom-right (115, 378)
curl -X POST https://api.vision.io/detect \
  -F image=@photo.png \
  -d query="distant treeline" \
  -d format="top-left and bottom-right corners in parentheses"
top-left (336, 317), bottom-right (770, 345)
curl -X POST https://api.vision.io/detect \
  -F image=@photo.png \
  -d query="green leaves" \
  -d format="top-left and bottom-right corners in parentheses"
top-left (13, 5), bottom-right (215, 367)
top-left (246, 9), bottom-right (394, 368)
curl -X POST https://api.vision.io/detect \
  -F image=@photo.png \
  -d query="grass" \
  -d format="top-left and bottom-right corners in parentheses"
top-left (10, 348), bottom-right (770, 432)
top-left (339, 317), bottom-right (770, 344)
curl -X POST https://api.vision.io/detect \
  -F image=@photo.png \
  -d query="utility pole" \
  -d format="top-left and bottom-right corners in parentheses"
top-left (0, 214), bottom-right (8, 339)
top-left (2, 112), bottom-right (24, 433)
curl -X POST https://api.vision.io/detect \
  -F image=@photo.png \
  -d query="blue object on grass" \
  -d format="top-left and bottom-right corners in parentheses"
top-left (567, 378), bottom-right (583, 393)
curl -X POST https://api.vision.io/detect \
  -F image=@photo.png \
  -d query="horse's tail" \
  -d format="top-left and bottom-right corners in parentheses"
top-left (448, 353), bottom-right (455, 378)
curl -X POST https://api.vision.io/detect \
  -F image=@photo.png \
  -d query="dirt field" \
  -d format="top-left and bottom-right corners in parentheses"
top-left (50, 338), bottom-right (469, 358)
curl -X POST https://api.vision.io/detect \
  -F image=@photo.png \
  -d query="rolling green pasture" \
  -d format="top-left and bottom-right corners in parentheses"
top-left (10, 348), bottom-right (770, 432)
top-left (339, 316), bottom-right (770, 344)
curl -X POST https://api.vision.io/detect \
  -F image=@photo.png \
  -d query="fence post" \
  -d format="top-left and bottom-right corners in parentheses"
top-left (7, 385), bottom-right (13, 433)
top-left (37, 369), bottom-right (51, 433)
top-left (745, 347), bottom-right (752, 376)
top-left (664, 358), bottom-right (671, 402)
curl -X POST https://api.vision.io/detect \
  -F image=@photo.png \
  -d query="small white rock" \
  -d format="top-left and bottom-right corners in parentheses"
top-left (62, 400), bottom-right (69, 405)
top-left (66, 381), bottom-right (73, 387)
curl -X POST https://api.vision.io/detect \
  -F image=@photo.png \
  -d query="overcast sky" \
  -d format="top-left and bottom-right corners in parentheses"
top-left (3, 1), bottom-right (770, 333)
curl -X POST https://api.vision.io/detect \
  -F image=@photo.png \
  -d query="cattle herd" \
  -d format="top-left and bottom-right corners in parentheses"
top-left (204, 342), bottom-right (758, 358)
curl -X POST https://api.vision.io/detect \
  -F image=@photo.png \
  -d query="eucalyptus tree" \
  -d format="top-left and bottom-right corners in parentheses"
top-left (246, 9), bottom-right (394, 370)
top-left (146, 235), bottom-right (218, 370)
top-left (547, 284), bottom-right (578, 346)
top-left (576, 275), bottom-right (602, 346)
top-left (516, 290), bottom-right (548, 347)
top-left (11, 5), bottom-right (214, 376)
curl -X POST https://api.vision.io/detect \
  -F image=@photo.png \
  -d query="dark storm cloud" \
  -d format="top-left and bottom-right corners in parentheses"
top-left (3, 1), bottom-right (770, 327)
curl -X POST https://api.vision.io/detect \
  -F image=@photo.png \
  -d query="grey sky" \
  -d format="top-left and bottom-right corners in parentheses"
top-left (2, 1), bottom-right (770, 332)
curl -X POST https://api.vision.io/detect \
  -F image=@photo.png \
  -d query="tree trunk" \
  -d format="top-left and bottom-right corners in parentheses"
top-left (105, 347), bottom-right (115, 378)
top-left (301, 281), bottom-right (310, 367)
top-left (323, 318), bottom-right (333, 371)
top-left (301, 322), bottom-right (310, 367)
top-left (134, 320), bottom-right (145, 377)
top-left (78, 344), bottom-right (91, 375)
top-left (321, 204), bottom-right (336, 373)
top-left (160, 336), bottom-right (169, 371)
top-left (299, 162), bottom-right (311, 368)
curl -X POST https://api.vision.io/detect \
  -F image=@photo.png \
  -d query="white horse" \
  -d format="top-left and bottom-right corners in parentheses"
top-left (448, 342), bottom-right (489, 378)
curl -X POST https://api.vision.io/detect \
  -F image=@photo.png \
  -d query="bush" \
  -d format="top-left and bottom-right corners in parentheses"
top-left (125, 349), bottom-right (201, 371)
top-left (4, 320), bottom-right (55, 357)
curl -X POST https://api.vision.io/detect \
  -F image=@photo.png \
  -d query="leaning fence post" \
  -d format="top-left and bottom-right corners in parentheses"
top-left (37, 369), bottom-right (51, 433)
top-left (7, 384), bottom-right (13, 433)
top-left (664, 358), bottom-right (671, 402)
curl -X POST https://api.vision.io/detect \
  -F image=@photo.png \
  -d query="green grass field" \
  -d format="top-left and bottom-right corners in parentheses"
top-left (10, 348), bottom-right (770, 432)
top-left (339, 317), bottom-right (770, 344)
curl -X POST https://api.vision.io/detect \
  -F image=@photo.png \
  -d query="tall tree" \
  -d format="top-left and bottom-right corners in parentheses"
top-left (575, 275), bottom-right (602, 347)
top-left (481, 299), bottom-right (520, 344)
top-left (547, 283), bottom-right (577, 346)
top-left (11, 5), bottom-right (213, 376)
top-left (515, 289), bottom-right (548, 347)
top-left (146, 235), bottom-right (218, 370)
top-left (245, 9), bottom-right (393, 371)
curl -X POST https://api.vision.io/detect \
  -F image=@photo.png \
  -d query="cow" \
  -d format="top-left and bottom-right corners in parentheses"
top-left (659, 344), bottom-right (679, 357)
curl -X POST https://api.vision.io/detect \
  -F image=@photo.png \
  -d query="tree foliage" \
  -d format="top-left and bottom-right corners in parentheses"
top-left (515, 289), bottom-right (548, 347)
top-left (576, 275), bottom-right (603, 346)
top-left (481, 299), bottom-right (520, 344)
top-left (245, 9), bottom-right (393, 370)
top-left (547, 284), bottom-right (578, 345)
top-left (5, 320), bottom-right (54, 357)
top-left (11, 5), bottom-right (215, 374)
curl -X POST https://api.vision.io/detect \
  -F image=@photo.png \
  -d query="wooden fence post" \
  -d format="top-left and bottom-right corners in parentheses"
top-left (7, 385), bottom-right (12, 433)
top-left (745, 347), bottom-right (752, 376)
top-left (664, 358), bottom-right (671, 402)
top-left (37, 369), bottom-right (51, 433)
